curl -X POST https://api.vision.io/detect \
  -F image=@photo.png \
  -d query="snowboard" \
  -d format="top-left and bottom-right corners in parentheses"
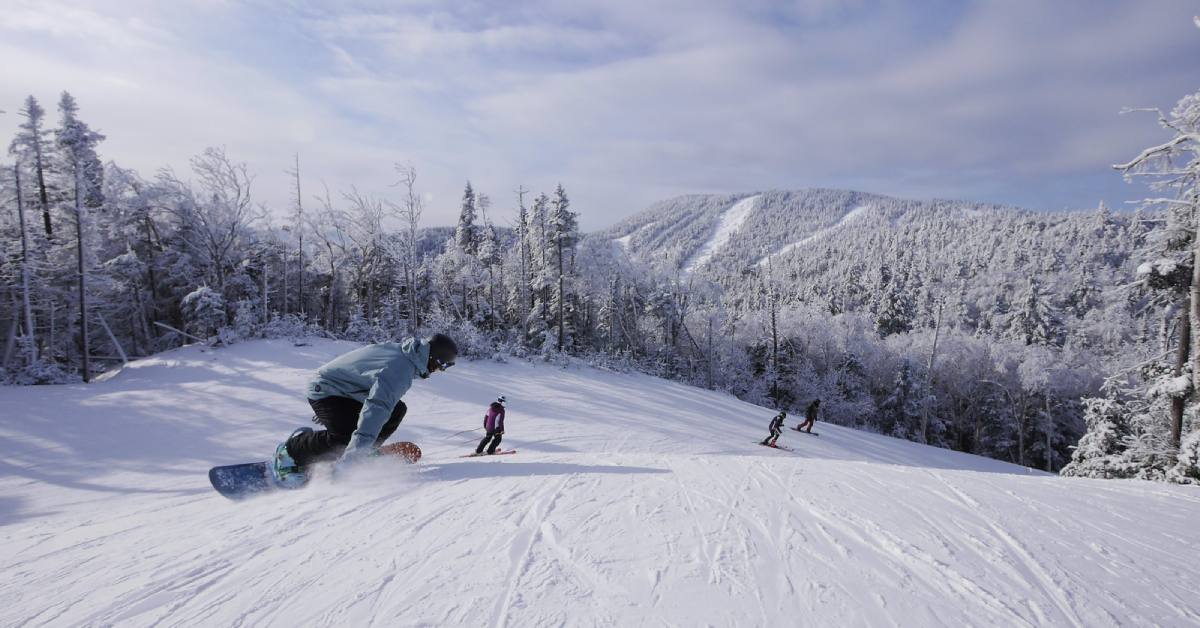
top-left (460, 450), bottom-right (517, 458)
top-left (791, 427), bottom-right (820, 436)
top-left (756, 441), bottom-right (795, 452)
top-left (209, 441), bottom-right (422, 500)
top-left (209, 461), bottom-right (278, 500)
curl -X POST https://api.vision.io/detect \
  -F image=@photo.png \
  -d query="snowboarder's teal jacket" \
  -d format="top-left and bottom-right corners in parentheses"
top-left (307, 338), bottom-right (431, 461)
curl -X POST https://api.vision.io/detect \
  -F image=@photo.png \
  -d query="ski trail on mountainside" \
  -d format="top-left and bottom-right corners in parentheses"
top-left (682, 195), bottom-right (760, 274)
top-left (757, 204), bottom-right (871, 265)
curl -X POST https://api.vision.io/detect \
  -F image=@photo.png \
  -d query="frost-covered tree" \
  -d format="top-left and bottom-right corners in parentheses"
top-left (549, 184), bottom-right (577, 350)
top-left (456, 181), bottom-right (478, 256)
top-left (1113, 79), bottom-right (1200, 455)
top-left (181, 285), bottom-right (225, 339)
top-left (1008, 278), bottom-right (1060, 346)
top-left (514, 186), bottom-right (531, 332)
top-left (9, 95), bottom-right (54, 237)
top-left (391, 163), bottom-right (423, 333)
top-left (1061, 383), bottom-right (1133, 479)
top-left (875, 280), bottom-right (914, 336)
top-left (880, 359), bottom-right (924, 438)
top-left (56, 91), bottom-right (106, 381)
top-left (159, 147), bottom-right (260, 306)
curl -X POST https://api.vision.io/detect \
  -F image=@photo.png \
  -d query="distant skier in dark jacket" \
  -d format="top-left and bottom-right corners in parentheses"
top-left (475, 396), bottom-right (507, 455)
top-left (796, 399), bottom-right (819, 433)
top-left (761, 411), bottom-right (786, 446)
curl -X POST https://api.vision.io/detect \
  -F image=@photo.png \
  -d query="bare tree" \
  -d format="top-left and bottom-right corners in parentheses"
top-left (921, 297), bottom-right (945, 444)
top-left (285, 153), bottom-right (305, 317)
top-left (158, 147), bottom-right (263, 305)
top-left (310, 185), bottom-right (351, 330)
top-left (12, 164), bottom-right (36, 364)
top-left (390, 163), bottom-right (423, 334)
top-left (342, 187), bottom-right (387, 322)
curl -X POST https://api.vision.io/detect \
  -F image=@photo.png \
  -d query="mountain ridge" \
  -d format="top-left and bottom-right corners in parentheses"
top-left (600, 187), bottom-right (1055, 276)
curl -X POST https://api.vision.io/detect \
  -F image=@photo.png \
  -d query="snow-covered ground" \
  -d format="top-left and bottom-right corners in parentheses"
top-left (681, 195), bottom-right (760, 274)
top-left (757, 204), bottom-right (872, 266)
top-left (2, 339), bottom-right (1198, 627)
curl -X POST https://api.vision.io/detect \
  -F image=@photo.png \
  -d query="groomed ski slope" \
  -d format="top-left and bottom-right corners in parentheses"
top-left (2, 340), bottom-right (1199, 627)
top-left (757, 204), bottom-right (871, 266)
top-left (682, 195), bottom-right (760, 275)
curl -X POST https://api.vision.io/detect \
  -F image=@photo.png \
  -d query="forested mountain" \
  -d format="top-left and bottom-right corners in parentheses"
top-left (1, 90), bottom-right (1197, 482)
top-left (595, 189), bottom-right (1155, 471)
top-left (608, 188), bottom-right (1140, 360)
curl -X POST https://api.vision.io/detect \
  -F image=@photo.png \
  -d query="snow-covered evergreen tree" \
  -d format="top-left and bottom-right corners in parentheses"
top-left (456, 181), bottom-right (478, 256)
top-left (9, 95), bottom-right (54, 237)
top-left (181, 286), bottom-right (226, 339)
top-left (1008, 278), bottom-right (1060, 346)
top-left (880, 360), bottom-right (924, 438)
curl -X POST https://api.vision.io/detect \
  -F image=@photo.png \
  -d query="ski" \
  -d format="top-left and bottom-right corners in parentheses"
top-left (460, 450), bottom-right (517, 458)
top-left (755, 442), bottom-right (795, 452)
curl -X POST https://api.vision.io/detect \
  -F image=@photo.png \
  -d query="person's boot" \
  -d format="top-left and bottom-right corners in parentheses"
top-left (271, 427), bottom-right (312, 488)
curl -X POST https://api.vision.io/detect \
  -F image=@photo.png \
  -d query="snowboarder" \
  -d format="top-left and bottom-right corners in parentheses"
top-left (475, 396), bottom-right (507, 455)
top-left (761, 411), bottom-right (786, 446)
top-left (271, 333), bottom-right (459, 486)
top-left (796, 399), bottom-right (819, 433)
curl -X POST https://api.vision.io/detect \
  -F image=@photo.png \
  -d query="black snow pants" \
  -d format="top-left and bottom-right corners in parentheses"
top-left (286, 397), bottom-right (407, 467)
top-left (476, 429), bottom-right (503, 455)
top-left (762, 426), bottom-right (781, 445)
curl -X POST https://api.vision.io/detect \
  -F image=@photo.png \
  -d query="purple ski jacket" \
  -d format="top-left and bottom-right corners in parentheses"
top-left (484, 402), bottom-right (506, 432)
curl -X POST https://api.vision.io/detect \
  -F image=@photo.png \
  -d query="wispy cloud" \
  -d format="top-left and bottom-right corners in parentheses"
top-left (1, 0), bottom-right (1197, 227)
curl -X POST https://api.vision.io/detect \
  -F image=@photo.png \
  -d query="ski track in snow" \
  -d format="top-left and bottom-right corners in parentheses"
top-left (681, 195), bottom-right (760, 275)
top-left (2, 338), bottom-right (1200, 627)
top-left (757, 204), bottom-right (871, 266)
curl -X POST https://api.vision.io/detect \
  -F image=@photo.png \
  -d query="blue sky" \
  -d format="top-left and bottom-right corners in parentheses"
top-left (2, 0), bottom-right (1198, 229)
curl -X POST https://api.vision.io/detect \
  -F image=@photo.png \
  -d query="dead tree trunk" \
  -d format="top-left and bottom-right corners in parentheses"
top-left (1190, 238), bottom-right (1200, 438)
top-left (1171, 297), bottom-right (1191, 450)
top-left (921, 299), bottom-right (944, 443)
top-left (74, 164), bottom-right (91, 383)
top-left (15, 165), bottom-right (37, 363)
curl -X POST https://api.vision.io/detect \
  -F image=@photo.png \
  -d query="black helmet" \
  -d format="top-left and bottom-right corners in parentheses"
top-left (428, 333), bottom-right (458, 370)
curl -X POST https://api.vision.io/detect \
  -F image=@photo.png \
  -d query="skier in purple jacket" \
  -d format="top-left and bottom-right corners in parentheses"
top-left (475, 396), bottom-right (507, 455)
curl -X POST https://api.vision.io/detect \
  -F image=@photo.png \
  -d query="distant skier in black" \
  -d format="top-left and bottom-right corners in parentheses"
top-left (761, 411), bottom-right (786, 446)
top-left (796, 399), bottom-right (819, 433)
top-left (475, 396), bottom-right (507, 455)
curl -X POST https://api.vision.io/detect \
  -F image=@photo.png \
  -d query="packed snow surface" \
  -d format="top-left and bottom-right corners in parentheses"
top-left (758, 204), bottom-right (871, 266)
top-left (681, 195), bottom-right (760, 274)
top-left (2, 339), bottom-right (1199, 627)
